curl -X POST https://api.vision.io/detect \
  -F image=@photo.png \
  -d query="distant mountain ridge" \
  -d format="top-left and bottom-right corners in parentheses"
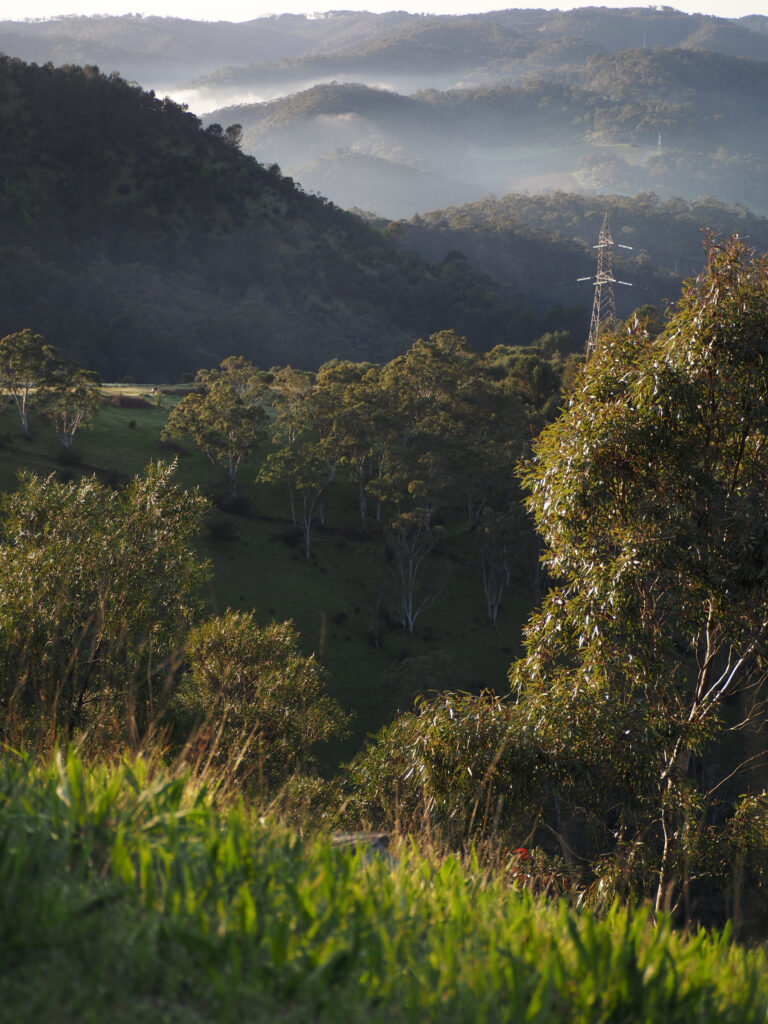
top-left (3, 8), bottom-right (768, 104)
top-left (5, 8), bottom-right (768, 221)
top-left (205, 47), bottom-right (768, 218)
top-left (0, 12), bottom-right (416, 91)
top-left (181, 7), bottom-right (768, 107)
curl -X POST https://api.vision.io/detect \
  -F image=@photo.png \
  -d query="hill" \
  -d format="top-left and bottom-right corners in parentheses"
top-left (374, 191), bottom-right (768, 321)
top-left (182, 8), bottom-right (768, 110)
top-left (0, 57), bottom-right (543, 379)
top-left (5, 8), bottom-right (768, 110)
top-left (0, 11), bottom-right (416, 93)
top-left (205, 48), bottom-right (768, 218)
top-left (6, 12), bottom-right (768, 221)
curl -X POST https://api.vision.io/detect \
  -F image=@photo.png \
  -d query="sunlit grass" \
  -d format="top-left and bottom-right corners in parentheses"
top-left (1, 749), bottom-right (766, 1024)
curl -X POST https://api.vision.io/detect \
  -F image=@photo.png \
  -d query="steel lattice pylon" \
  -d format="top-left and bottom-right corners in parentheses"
top-left (586, 211), bottom-right (616, 357)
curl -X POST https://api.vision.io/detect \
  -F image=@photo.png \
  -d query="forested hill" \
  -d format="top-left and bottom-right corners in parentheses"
top-left (0, 12), bottom-right (416, 91)
top-left (0, 57), bottom-right (544, 379)
top-left (6, 12), bottom-right (768, 223)
top-left (207, 48), bottom-right (768, 218)
top-left (375, 192), bottom-right (768, 319)
top-left (180, 8), bottom-right (768, 106)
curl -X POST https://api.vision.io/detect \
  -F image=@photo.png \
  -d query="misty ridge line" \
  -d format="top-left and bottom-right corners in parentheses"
top-left (3, 7), bottom-right (768, 349)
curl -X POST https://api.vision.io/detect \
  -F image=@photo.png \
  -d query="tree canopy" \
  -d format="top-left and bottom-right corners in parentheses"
top-left (0, 461), bottom-right (209, 744)
top-left (510, 236), bottom-right (768, 908)
top-left (163, 357), bottom-right (268, 498)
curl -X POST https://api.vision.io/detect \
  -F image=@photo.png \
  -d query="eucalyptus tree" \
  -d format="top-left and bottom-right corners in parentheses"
top-left (312, 361), bottom-right (375, 526)
top-left (263, 365), bottom-right (346, 547)
top-left (258, 438), bottom-right (335, 560)
top-left (376, 330), bottom-right (480, 523)
top-left (453, 368), bottom-right (528, 531)
top-left (0, 329), bottom-right (59, 436)
top-left (264, 366), bottom-right (316, 522)
top-left (163, 357), bottom-right (267, 498)
top-left (184, 609), bottom-right (349, 780)
top-left (338, 372), bottom-right (381, 527)
top-left (197, 354), bottom-right (267, 403)
top-left (268, 366), bottom-right (315, 450)
top-left (0, 462), bottom-right (209, 743)
top-left (385, 509), bottom-right (444, 634)
top-left (474, 507), bottom-right (521, 628)
top-left (510, 237), bottom-right (768, 910)
top-left (356, 332), bottom-right (500, 631)
top-left (45, 360), bottom-right (102, 449)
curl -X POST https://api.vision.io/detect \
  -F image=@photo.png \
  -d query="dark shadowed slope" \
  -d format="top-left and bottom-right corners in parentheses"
top-left (0, 58), bottom-right (546, 378)
top-left (377, 191), bottom-right (768, 321)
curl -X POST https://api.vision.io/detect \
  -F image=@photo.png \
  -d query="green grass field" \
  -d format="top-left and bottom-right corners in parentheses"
top-left (2, 749), bottom-right (766, 1024)
top-left (0, 395), bottom-right (534, 766)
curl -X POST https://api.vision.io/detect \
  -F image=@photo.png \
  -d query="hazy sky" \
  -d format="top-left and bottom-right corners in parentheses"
top-left (7, 2), bottom-right (766, 24)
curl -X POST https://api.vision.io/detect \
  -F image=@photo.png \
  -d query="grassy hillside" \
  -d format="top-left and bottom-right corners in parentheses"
top-left (3, 749), bottom-right (767, 1023)
top-left (0, 389), bottom-right (534, 766)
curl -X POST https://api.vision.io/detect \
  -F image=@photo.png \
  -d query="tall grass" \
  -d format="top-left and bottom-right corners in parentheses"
top-left (1, 749), bottom-right (767, 1023)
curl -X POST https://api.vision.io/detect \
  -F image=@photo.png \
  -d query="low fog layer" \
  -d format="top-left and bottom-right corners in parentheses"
top-left (203, 47), bottom-right (768, 220)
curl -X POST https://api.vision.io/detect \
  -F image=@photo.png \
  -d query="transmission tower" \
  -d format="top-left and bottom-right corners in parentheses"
top-left (577, 211), bottom-right (633, 357)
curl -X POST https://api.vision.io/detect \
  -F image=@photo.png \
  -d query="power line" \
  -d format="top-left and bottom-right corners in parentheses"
top-left (577, 211), bottom-right (633, 357)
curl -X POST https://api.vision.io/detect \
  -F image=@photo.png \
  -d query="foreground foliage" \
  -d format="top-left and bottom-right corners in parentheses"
top-left (0, 461), bottom-right (349, 780)
top-left (0, 462), bottom-right (209, 744)
top-left (2, 749), bottom-right (767, 1024)
top-left (513, 236), bottom-right (768, 913)
top-left (341, 238), bottom-right (768, 931)
top-left (182, 610), bottom-right (350, 780)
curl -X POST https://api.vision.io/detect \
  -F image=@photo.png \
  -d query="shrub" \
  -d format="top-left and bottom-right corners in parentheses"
top-left (0, 462), bottom-right (209, 747)
top-left (180, 610), bottom-right (351, 782)
top-left (337, 690), bottom-right (542, 849)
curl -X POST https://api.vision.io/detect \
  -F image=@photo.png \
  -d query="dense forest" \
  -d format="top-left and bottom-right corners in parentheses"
top-left (373, 191), bottom-right (768, 319)
top-left (0, 57), bottom-right (566, 378)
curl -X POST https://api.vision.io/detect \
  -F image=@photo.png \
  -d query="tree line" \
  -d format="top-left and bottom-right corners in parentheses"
top-left (164, 332), bottom-right (576, 632)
